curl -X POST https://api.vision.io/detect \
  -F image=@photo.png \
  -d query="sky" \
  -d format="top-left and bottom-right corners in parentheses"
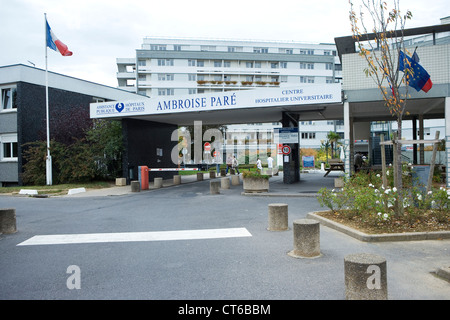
top-left (1, 0), bottom-right (448, 87)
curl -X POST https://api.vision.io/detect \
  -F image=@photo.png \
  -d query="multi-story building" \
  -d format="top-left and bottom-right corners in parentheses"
top-left (117, 37), bottom-right (342, 97)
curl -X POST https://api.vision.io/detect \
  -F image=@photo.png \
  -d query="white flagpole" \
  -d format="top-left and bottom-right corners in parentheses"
top-left (45, 13), bottom-right (52, 185)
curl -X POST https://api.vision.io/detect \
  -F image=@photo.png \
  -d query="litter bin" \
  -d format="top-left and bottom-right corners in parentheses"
top-left (138, 166), bottom-right (149, 190)
top-left (411, 165), bottom-right (430, 192)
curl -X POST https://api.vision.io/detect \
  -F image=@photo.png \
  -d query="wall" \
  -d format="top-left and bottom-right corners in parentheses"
top-left (122, 119), bottom-right (178, 183)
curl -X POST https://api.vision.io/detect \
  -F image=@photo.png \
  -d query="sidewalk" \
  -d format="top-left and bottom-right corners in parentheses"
top-left (64, 170), bottom-right (344, 197)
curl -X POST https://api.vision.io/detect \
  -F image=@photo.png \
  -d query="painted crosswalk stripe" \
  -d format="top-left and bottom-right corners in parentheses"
top-left (16, 227), bottom-right (252, 246)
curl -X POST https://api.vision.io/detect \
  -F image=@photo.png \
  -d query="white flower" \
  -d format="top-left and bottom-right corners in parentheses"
top-left (386, 170), bottom-right (390, 176)
top-left (377, 212), bottom-right (382, 216)
top-left (428, 191), bottom-right (432, 195)
top-left (417, 194), bottom-right (422, 201)
top-left (392, 187), bottom-right (397, 192)
top-left (385, 189), bottom-right (391, 194)
top-left (383, 213), bottom-right (389, 220)
top-left (369, 183), bottom-right (374, 188)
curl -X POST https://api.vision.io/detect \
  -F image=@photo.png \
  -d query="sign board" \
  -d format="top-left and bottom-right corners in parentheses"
top-left (281, 145), bottom-right (291, 155)
top-left (302, 156), bottom-right (315, 168)
top-left (274, 127), bottom-right (299, 144)
top-left (90, 84), bottom-right (342, 119)
top-left (204, 142), bottom-right (211, 152)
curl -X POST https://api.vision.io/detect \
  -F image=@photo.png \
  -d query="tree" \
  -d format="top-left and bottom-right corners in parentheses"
top-left (349, 0), bottom-right (412, 216)
top-left (327, 131), bottom-right (341, 159)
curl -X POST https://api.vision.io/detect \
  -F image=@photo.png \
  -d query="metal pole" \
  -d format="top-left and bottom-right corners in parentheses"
top-left (45, 13), bottom-right (52, 185)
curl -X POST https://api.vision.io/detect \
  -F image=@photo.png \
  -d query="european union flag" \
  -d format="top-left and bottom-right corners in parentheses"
top-left (399, 51), bottom-right (432, 93)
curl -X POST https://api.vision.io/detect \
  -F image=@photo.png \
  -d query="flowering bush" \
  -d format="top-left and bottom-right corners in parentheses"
top-left (318, 170), bottom-right (450, 227)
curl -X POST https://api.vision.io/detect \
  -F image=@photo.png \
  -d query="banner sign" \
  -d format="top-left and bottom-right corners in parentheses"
top-left (90, 84), bottom-right (342, 119)
top-left (302, 156), bottom-right (315, 168)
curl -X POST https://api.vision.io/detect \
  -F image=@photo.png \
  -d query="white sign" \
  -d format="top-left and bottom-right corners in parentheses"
top-left (274, 128), bottom-right (299, 144)
top-left (90, 84), bottom-right (342, 119)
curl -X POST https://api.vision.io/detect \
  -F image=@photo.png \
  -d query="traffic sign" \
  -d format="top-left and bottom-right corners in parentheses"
top-left (204, 142), bottom-right (211, 152)
top-left (281, 145), bottom-right (291, 155)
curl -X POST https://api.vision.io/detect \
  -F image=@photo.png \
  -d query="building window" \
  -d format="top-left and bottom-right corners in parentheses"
top-left (214, 60), bottom-right (222, 68)
top-left (326, 63), bottom-right (333, 70)
top-left (300, 49), bottom-right (314, 55)
top-left (246, 62), bottom-right (253, 68)
top-left (300, 76), bottom-right (314, 83)
top-left (188, 59), bottom-right (196, 66)
top-left (158, 74), bottom-right (174, 81)
top-left (158, 89), bottom-right (174, 96)
top-left (189, 89), bottom-right (197, 94)
top-left (228, 46), bottom-right (243, 52)
top-left (197, 60), bottom-right (205, 67)
top-left (301, 132), bottom-right (316, 139)
top-left (157, 59), bottom-right (174, 66)
top-left (1, 134), bottom-right (18, 161)
top-left (188, 74), bottom-right (196, 81)
top-left (271, 62), bottom-right (279, 69)
top-left (253, 47), bottom-right (268, 53)
top-left (151, 45), bottom-right (167, 51)
top-left (1, 88), bottom-right (16, 110)
top-left (280, 62), bottom-right (287, 68)
top-left (173, 45), bottom-right (182, 51)
top-left (138, 60), bottom-right (146, 66)
top-left (224, 61), bottom-right (231, 68)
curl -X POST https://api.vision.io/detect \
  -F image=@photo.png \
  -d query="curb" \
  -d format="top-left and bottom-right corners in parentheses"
top-left (306, 211), bottom-right (450, 242)
top-left (241, 192), bottom-right (319, 197)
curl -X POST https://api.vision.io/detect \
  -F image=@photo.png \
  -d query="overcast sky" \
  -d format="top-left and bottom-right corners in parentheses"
top-left (1, 0), bottom-right (448, 87)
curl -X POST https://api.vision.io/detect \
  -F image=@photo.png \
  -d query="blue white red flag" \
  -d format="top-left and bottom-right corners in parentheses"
top-left (46, 18), bottom-right (73, 56)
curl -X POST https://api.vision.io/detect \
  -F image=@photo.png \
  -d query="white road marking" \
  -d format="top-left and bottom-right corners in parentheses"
top-left (16, 227), bottom-right (252, 246)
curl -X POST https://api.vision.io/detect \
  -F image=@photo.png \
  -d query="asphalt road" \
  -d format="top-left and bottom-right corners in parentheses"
top-left (0, 175), bottom-right (449, 301)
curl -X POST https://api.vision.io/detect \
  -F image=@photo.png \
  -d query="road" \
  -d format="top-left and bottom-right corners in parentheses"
top-left (0, 174), bottom-right (449, 301)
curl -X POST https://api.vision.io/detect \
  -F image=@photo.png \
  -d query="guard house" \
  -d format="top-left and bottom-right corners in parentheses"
top-left (335, 22), bottom-right (450, 187)
top-left (90, 84), bottom-right (343, 184)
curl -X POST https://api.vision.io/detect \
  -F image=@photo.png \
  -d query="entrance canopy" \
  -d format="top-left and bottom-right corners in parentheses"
top-left (90, 84), bottom-right (342, 125)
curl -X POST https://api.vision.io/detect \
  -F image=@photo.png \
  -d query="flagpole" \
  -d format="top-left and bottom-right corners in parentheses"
top-left (45, 13), bottom-right (52, 185)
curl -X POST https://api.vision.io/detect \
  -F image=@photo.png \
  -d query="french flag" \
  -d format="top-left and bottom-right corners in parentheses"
top-left (46, 18), bottom-right (73, 56)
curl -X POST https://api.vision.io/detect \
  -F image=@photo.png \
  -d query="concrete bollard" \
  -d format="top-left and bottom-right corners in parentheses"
top-left (288, 219), bottom-right (321, 258)
top-left (197, 172), bottom-right (204, 181)
top-left (220, 169), bottom-right (226, 177)
top-left (267, 203), bottom-right (288, 231)
top-left (173, 175), bottom-right (181, 185)
top-left (231, 175), bottom-right (240, 186)
top-left (0, 208), bottom-right (17, 234)
top-left (220, 177), bottom-right (230, 189)
top-left (209, 171), bottom-right (216, 179)
top-left (344, 253), bottom-right (388, 300)
top-left (131, 180), bottom-right (140, 192)
top-left (115, 178), bottom-right (127, 186)
top-left (154, 177), bottom-right (163, 188)
top-left (210, 180), bottom-right (220, 194)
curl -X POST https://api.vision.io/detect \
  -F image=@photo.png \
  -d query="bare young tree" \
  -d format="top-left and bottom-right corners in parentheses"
top-left (349, 0), bottom-right (412, 215)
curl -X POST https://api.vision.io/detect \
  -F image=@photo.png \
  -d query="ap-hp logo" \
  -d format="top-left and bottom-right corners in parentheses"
top-left (115, 103), bottom-right (125, 113)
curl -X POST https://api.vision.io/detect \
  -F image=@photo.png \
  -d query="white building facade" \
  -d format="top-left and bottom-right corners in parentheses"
top-left (117, 37), bottom-right (342, 97)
